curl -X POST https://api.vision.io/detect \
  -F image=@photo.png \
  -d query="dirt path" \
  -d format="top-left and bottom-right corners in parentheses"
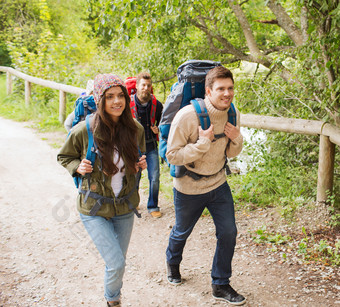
top-left (0, 117), bottom-right (339, 307)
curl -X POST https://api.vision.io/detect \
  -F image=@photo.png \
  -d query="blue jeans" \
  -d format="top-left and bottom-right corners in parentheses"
top-left (166, 182), bottom-right (237, 285)
top-left (145, 149), bottom-right (160, 212)
top-left (79, 212), bottom-right (134, 302)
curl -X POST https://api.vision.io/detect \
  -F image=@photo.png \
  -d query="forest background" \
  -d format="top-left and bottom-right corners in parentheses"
top-left (0, 0), bottom-right (339, 265)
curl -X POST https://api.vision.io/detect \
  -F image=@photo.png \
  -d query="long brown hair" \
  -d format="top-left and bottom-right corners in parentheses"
top-left (92, 85), bottom-right (139, 175)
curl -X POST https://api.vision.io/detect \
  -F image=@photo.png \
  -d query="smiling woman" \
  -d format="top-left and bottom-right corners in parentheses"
top-left (104, 86), bottom-right (126, 122)
top-left (57, 73), bottom-right (147, 307)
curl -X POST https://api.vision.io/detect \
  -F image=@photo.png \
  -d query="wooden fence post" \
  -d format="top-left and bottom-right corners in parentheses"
top-left (6, 72), bottom-right (12, 95)
top-left (59, 90), bottom-right (66, 124)
top-left (317, 135), bottom-right (335, 203)
top-left (25, 80), bottom-right (31, 106)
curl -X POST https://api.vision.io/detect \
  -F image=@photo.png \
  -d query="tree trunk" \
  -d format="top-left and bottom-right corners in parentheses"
top-left (227, 0), bottom-right (263, 59)
top-left (267, 0), bottom-right (304, 46)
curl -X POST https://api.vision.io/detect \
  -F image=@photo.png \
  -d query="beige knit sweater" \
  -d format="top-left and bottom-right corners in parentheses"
top-left (166, 97), bottom-right (243, 195)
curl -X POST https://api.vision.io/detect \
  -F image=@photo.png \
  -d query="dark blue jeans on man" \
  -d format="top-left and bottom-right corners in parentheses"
top-left (166, 181), bottom-right (237, 285)
top-left (145, 148), bottom-right (160, 212)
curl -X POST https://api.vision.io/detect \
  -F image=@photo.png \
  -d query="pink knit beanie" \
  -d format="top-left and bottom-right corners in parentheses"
top-left (93, 74), bottom-right (125, 104)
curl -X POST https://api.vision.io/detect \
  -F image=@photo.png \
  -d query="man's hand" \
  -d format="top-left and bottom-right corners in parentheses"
top-left (150, 125), bottom-right (159, 134)
top-left (76, 159), bottom-right (93, 176)
top-left (224, 122), bottom-right (240, 141)
top-left (199, 124), bottom-right (214, 141)
top-left (136, 155), bottom-right (147, 171)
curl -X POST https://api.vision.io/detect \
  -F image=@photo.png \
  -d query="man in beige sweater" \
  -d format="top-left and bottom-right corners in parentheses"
top-left (165, 66), bottom-right (246, 305)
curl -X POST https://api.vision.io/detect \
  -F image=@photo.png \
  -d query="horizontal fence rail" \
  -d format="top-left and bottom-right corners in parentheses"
top-left (0, 66), bottom-right (339, 203)
top-left (0, 66), bottom-right (85, 123)
top-left (240, 114), bottom-right (340, 146)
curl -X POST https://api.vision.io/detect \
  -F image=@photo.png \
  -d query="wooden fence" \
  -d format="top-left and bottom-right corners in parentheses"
top-left (0, 66), bottom-right (339, 203)
top-left (0, 66), bottom-right (85, 124)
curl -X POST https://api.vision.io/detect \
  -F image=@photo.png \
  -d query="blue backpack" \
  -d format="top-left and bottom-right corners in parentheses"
top-left (72, 95), bottom-right (97, 128)
top-left (158, 60), bottom-right (237, 178)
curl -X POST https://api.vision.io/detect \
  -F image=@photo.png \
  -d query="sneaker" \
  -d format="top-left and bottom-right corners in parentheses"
top-left (212, 284), bottom-right (246, 305)
top-left (166, 262), bottom-right (181, 285)
top-left (150, 211), bottom-right (162, 218)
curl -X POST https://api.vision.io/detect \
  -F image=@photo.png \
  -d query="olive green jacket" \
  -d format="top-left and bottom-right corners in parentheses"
top-left (57, 119), bottom-right (146, 218)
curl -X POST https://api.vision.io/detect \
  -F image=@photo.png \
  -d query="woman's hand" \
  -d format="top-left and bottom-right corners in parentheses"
top-left (136, 155), bottom-right (147, 171)
top-left (76, 159), bottom-right (93, 176)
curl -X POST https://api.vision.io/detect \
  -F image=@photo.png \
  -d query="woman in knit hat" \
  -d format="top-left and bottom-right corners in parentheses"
top-left (58, 74), bottom-right (147, 307)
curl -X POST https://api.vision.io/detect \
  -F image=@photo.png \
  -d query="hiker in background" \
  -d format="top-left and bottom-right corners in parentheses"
top-left (165, 66), bottom-right (246, 305)
top-left (57, 74), bottom-right (146, 307)
top-left (130, 72), bottom-right (163, 218)
top-left (64, 79), bottom-right (95, 132)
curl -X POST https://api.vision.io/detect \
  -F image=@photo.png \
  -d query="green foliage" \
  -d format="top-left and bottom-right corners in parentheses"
top-left (159, 162), bottom-right (174, 202)
top-left (1, 0), bottom-right (339, 216)
top-left (297, 226), bottom-right (340, 266)
top-left (0, 42), bottom-right (11, 66)
top-left (252, 226), bottom-right (291, 245)
top-left (0, 74), bottom-right (7, 100)
top-left (0, 92), bottom-right (69, 132)
top-left (0, 75), bottom-right (75, 132)
top-left (326, 192), bottom-right (340, 227)
top-left (94, 0), bottom-right (339, 127)
top-left (236, 73), bottom-right (339, 205)
top-left (229, 138), bottom-right (317, 208)
top-left (252, 225), bottom-right (339, 266)
top-left (88, 0), bottom-right (339, 207)
top-left (0, 0), bottom-right (44, 53)
top-left (2, 0), bottom-right (100, 90)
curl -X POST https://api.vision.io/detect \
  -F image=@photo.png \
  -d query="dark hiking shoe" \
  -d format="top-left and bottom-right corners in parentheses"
top-left (212, 284), bottom-right (246, 305)
top-left (166, 262), bottom-right (182, 285)
top-left (107, 301), bottom-right (120, 306)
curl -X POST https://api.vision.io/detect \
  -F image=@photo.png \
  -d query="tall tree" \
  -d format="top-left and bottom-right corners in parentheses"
top-left (94, 0), bottom-right (339, 126)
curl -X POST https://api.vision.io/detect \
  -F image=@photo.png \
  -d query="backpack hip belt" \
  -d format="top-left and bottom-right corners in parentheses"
top-left (174, 163), bottom-right (226, 180)
top-left (79, 174), bottom-right (141, 218)
top-left (77, 115), bottom-right (142, 218)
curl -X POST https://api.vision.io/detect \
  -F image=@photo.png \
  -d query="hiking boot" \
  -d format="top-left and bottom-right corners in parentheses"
top-left (212, 284), bottom-right (246, 305)
top-left (107, 300), bottom-right (120, 306)
top-left (166, 262), bottom-right (181, 285)
top-left (150, 211), bottom-right (162, 218)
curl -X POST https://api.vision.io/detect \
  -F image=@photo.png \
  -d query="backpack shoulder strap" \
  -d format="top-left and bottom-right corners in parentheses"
top-left (78, 115), bottom-right (97, 200)
top-left (150, 94), bottom-right (157, 126)
top-left (228, 102), bottom-right (237, 126)
top-left (191, 99), bottom-right (237, 140)
top-left (190, 98), bottom-right (210, 130)
top-left (130, 94), bottom-right (138, 120)
top-left (85, 115), bottom-right (97, 166)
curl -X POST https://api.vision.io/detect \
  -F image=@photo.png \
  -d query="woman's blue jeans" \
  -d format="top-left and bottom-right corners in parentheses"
top-left (80, 212), bottom-right (134, 302)
top-left (166, 182), bottom-right (237, 285)
top-left (145, 149), bottom-right (160, 212)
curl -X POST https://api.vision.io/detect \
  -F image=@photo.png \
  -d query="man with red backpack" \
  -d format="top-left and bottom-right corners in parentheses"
top-left (127, 72), bottom-right (163, 218)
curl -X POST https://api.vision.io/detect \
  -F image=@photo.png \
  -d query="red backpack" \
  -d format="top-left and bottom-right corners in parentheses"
top-left (125, 77), bottom-right (154, 94)
top-left (125, 77), bottom-right (138, 96)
